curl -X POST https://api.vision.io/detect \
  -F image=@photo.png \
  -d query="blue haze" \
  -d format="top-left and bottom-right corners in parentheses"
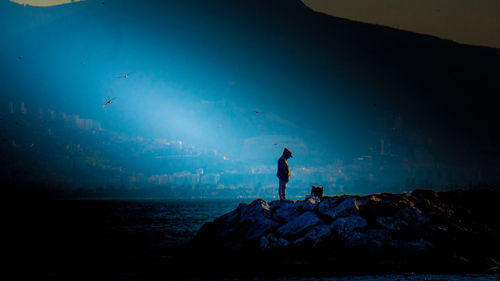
top-left (1, 0), bottom-right (499, 198)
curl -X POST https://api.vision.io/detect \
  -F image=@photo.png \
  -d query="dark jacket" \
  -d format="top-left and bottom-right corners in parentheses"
top-left (277, 155), bottom-right (289, 182)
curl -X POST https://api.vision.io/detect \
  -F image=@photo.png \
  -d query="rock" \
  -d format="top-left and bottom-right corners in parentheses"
top-left (214, 202), bottom-right (247, 225)
top-left (331, 216), bottom-right (368, 236)
top-left (277, 211), bottom-right (323, 238)
top-left (272, 202), bottom-right (300, 224)
top-left (296, 197), bottom-right (319, 212)
top-left (239, 199), bottom-right (271, 224)
top-left (260, 233), bottom-right (290, 249)
top-left (407, 238), bottom-right (433, 251)
top-left (269, 199), bottom-right (294, 212)
top-left (318, 196), bottom-right (359, 221)
top-left (387, 238), bottom-right (432, 252)
top-left (412, 189), bottom-right (439, 201)
top-left (330, 216), bottom-right (369, 247)
top-left (376, 216), bottom-right (408, 231)
top-left (244, 217), bottom-right (279, 241)
top-left (365, 229), bottom-right (392, 242)
top-left (294, 224), bottom-right (331, 248)
top-left (356, 195), bottom-right (382, 208)
top-left (344, 231), bottom-right (370, 247)
top-left (395, 206), bottom-right (429, 224)
top-left (188, 189), bottom-right (500, 275)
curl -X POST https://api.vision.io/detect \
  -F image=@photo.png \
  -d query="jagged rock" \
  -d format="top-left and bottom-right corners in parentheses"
top-left (376, 216), bottom-right (408, 231)
top-left (331, 215), bottom-right (368, 234)
top-left (215, 202), bottom-right (247, 225)
top-left (244, 217), bottom-right (279, 241)
top-left (412, 189), bottom-right (439, 200)
top-left (189, 189), bottom-right (500, 274)
top-left (356, 195), bottom-right (382, 208)
top-left (318, 196), bottom-right (359, 221)
top-left (365, 229), bottom-right (392, 244)
top-left (408, 238), bottom-right (433, 251)
top-left (272, 202), bottom-right (300, 224)
top-left (269, 199), bottom-right (294, 212)
top-left (260, 233), bottom-right (290, 249)
top-left (294, 224), bottom-right (331, 247)
top-left (295, 197), bottom-right (319, 212)
top-left (277, 211), bottom-right (323, 238)
top-left (239, 199), bottom-right (271, 224)
top-left (395, 206), bottom-right (429, 224)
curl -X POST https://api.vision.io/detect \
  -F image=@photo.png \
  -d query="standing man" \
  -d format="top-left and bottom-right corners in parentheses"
top-left (277, 148), bottom-right (293, 200)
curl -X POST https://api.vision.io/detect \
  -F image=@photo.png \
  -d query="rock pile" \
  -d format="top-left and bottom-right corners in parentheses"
top-left (185, 189), bottom-right (500, 275)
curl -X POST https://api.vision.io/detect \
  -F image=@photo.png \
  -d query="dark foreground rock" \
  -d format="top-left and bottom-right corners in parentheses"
top-left (177, 189), bottom-right (500, 277)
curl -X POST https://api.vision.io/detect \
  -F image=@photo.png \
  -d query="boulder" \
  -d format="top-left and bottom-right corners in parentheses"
top-left (272, 203), bottom-right (300, 224)
top-left (260, 233), bottom-right (290, 249)
top-left (294, 224), bottom-right (331, 248)
top-left (295, 197), bottom-right (319, 212)
top-left (395, 206), bottom-right (429, 224)
top-left (269, 199), bottom-right (294, 212)
top-left (277, 211), bottom-right (323, 238)
top-left (376, 216), bottom-right (408, 231)
top-left (356, 195), bottom-right (382, 208)
top-left (188, 189), bottom-right (500, 274)
top-left (318, 196), bottom-right (359, 221)
top-left (244, 217), bottom-right (279, 241)
top-left (331, 216), bottom-right (368, 236)
top-left (214, 202), bottom-right (247, 225)
top-left (239, 199), bottom-right (272, 224)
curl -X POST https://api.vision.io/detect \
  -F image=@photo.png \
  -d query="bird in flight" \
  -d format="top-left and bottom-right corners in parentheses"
top-left (18, 56), bottom-right (22, 60)
top-left (102, 97), bottom-right (116, 108)
top-left (117, 73), bottom-right (130, 79)
top-left (253, 110), bottom-right (261, 114)
top-left (81, 61), bottom-right (86, 65)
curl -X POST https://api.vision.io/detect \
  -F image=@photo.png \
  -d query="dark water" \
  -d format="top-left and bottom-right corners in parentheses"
top-left (3, 199), bottom-right (499, 281)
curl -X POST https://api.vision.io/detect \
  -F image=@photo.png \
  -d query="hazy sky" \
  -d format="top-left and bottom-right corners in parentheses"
top-left (302, 0), bottom-right (500, 49)
top-left (2, 0), bottom-right (500, 194)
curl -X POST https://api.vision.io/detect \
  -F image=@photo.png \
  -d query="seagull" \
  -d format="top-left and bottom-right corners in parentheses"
top-left (18, 56), bottom-right (22, 60)
top-left (102, 97), bottom-right (116, 108)
top-left (253, 110), bottom-right (261, 114)
top-left (117, 73), bottom-right (130, 79)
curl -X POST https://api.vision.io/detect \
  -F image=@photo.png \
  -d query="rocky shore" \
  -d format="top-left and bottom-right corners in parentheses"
top-left (180, 189), bottom-right (500, 276)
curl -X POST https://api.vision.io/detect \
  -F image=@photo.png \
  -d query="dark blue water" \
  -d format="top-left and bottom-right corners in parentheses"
top-left (4, 199), bottom-right (499, 280)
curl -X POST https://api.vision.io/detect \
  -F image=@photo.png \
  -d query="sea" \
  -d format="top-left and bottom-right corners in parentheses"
top-left (3, 198), bottom-right (499, 281)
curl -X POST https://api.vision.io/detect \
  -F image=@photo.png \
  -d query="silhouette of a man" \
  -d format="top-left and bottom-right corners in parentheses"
top-left (277, 148), bottom-right (293, 200)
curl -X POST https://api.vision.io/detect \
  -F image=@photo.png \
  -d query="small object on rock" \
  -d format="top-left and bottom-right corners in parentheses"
top-left (311, 185), bottom-right (324, 199)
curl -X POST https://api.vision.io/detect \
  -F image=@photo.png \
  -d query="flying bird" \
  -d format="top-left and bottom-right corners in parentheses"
top-left (117, 73), bottom-right (130, 79)
top-left (18, 56), bottom-right (22, 60)
top-left (80, 61), bottom-right (86, 65)
top-left (102, 97), bottom-right (116, 108)
top-left (253, 110), bottom-right (261, 114)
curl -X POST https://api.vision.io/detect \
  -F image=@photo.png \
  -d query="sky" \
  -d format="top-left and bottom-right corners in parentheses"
top-left (1, 0), bottom-right (500, 198)
top-left (303, 0), bottom-right (500, 49)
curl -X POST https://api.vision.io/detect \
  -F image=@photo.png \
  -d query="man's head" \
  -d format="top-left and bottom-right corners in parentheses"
top-left (282, 148), bottom-right (293, 159)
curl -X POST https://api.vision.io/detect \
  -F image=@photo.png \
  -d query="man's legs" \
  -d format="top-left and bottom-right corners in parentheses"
top-left (279, 179), bottom-right (287, 200)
